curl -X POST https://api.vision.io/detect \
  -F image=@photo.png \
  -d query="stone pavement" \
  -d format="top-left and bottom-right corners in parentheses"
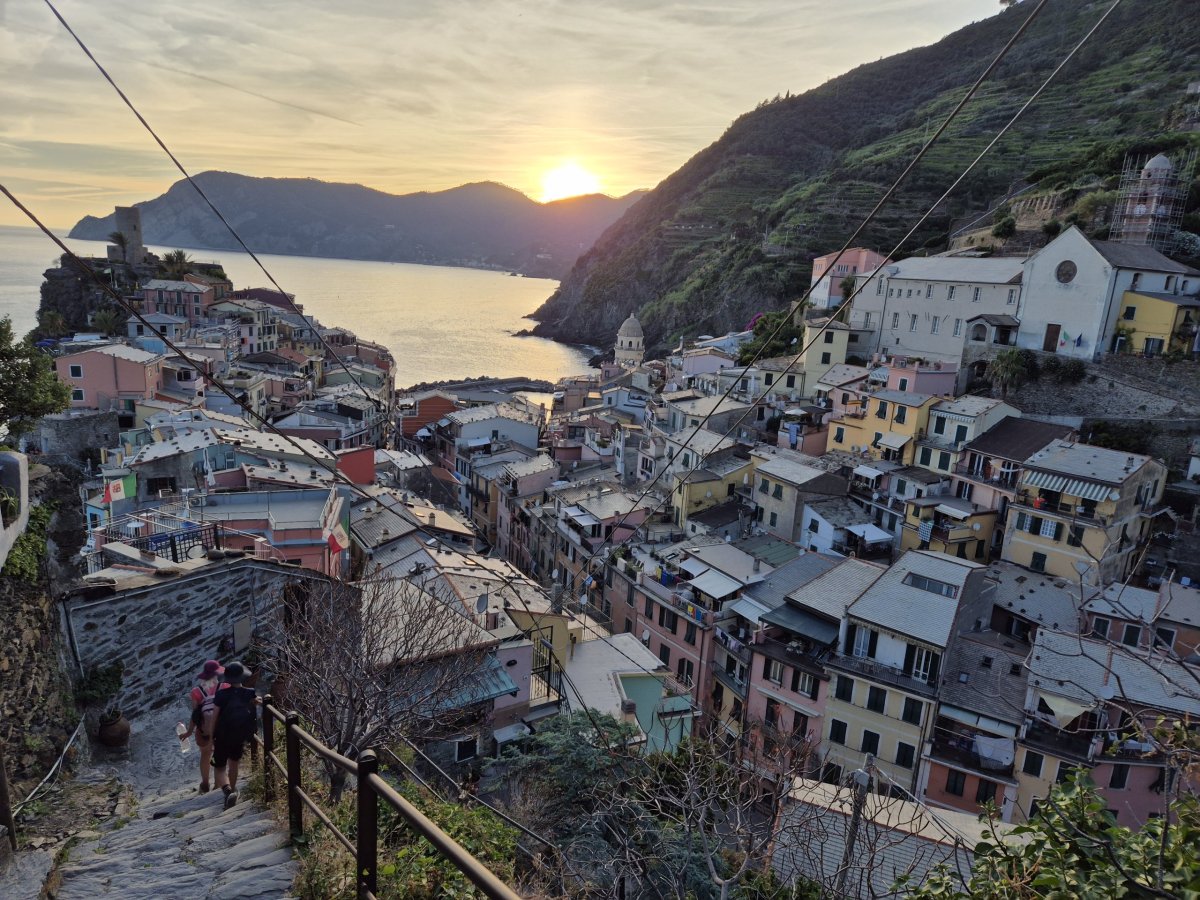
top-left (42, 705), bottom-right (296, 899)
top-left (51, 785), bottom-right (296, 899)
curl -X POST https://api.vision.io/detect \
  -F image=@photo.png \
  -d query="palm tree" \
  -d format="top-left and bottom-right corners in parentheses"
top-left (36, 310), bottom-right (69, 339)
top-left (986, 348), bottom-right (1028, 400)
top-left (91, 308), bottom-right (124, 337)
top-left (162, 249), bottom-right (192, 279)
top-left (107, 230), bottom-right (129, 264)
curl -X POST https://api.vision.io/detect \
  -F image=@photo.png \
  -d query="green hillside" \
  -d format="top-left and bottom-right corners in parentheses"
top-left (529, 0), bottom-right (1200, 351)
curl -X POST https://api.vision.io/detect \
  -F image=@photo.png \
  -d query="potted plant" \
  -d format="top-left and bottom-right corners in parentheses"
top-left (97, 699), bottom-right (130, 748)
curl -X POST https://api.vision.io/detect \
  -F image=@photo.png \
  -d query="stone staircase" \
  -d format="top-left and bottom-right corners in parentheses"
top-left (49, 785), bottom-right (296, 899)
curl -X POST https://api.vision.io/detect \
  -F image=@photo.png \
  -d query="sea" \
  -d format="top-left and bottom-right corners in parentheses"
top-left (0, 224), bottom-right (594, 390)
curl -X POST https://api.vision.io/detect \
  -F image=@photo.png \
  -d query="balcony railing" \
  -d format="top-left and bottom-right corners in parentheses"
top-left (714, 665), bottom-right (748, 696)
top-left (1011, 493), bottom-right (1111, 526)
top-left (830, 654), bottom-right (937, 697)
top-left (1023, 720), bottom-right (1095, 763)
top-left (953, 461), bottom-right (1018, 490)
top-left (929, 736), bottom-right (1015, 779)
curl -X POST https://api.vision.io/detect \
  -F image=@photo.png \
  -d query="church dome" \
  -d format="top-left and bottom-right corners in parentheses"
top-left (1142, 153), bottom-right (1173, 176)
top-left (618, 313), bottom-right (643, 339)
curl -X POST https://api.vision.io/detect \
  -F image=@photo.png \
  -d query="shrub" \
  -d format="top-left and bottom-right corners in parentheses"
top-left (1040, 355), bottom-right (1063, 378)
top-left (991, 216), bottom-right (1017, 239)
top-left (1060, 358), bottom-right (1087, 383)
top-left (1042, 219), bottom-right (1062, 237)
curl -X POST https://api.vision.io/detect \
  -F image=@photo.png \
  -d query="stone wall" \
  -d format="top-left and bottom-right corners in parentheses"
top-left (33, 410), bottom-right (121, 464)
top-left (61, 559), bottom-right (332, 718)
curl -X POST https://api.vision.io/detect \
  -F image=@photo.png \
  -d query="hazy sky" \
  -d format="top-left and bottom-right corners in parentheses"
top-left (1, 0), bottom-right (1001, 227)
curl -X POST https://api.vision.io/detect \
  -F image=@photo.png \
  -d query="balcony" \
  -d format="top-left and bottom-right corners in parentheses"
top-left (1011, 493), bottom-right (1111, 526)
top-left (929, 734), bottom-right (1015, 780)
top-left (829, 654), bottom-right (937, 698)
top-left (1023, 720), bottom-right (1094, 763)
top-left (954, 461), bottom-right (1018, 490)
top-left (713, 665), bottom-right (748, 697)
top-left (1101, 734), bottom-right (1164, 762)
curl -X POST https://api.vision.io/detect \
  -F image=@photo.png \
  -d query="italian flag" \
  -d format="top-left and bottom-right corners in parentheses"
top-left (103, 474), bottom-right (136, 505)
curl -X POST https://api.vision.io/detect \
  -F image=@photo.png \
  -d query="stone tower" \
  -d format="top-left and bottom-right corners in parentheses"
top-left (614, 313), bottom-right (645, 367)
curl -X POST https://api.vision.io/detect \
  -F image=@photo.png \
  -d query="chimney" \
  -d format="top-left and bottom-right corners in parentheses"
top-left (752, 558), bottom-right (761, 573)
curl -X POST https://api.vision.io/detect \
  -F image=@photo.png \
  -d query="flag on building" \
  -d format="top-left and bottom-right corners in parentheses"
top-left (1059, 331), bottom-right (1070, 348)
top-left (102, 473), bottom-right (136, 504)
top-left (1075, 334), bottom-right (1083, 347)
top-left (327, 519), bottom-right (350, 553)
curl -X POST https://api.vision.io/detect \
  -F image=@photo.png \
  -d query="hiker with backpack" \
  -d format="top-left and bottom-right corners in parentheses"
top-left (180, 660), bottom-right (226, 794)
top-left (209, 660), bottom-right (258, 810)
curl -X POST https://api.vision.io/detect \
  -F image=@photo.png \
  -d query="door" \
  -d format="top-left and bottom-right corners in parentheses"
top-left (1043, 323), bottom-right (1061, 352)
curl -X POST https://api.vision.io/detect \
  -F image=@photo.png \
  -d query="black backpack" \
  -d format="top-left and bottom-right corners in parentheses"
top-left (217, 687), bottom-right (256, 742)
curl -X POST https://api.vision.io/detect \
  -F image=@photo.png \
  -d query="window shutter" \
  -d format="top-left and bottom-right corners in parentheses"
top-left (1053, 522), bottom-right (1064, 541)
top-left (791, 668), bottom-right (800, 693)
top-left (1015, 512), bottom-right (1028, 532)
top-left (763, 656), bottom-right (772, 679)
top-left (867, 630), bottom-right (878, 658)
top-left (845, 624), bottom-right (858, 655)
top-left (903, 643), bottom-right (916, 675)
top-left (928, 652), bottom-right (941, 684)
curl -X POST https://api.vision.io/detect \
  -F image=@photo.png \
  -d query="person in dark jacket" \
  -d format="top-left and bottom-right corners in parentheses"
top-left (210, 661), bottom-right (257, 810)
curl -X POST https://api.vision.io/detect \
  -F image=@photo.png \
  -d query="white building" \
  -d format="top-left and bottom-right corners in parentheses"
top-left (848, 256), bottom-right (1024, 365)
top-left (1016, 226), bottom-right (1199, 360)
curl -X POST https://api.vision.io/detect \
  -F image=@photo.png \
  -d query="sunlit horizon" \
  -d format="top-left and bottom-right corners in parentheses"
top-left (539, 161), bottom-right (603, 203)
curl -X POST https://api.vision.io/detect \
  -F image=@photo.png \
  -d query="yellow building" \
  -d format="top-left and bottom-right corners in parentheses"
top-left (673, 453), bottom-right (758, 529)
top-left (1111, 290), bottom-right (1200, 356)
top-left (1002, 440), bottom-right (1166, 584)
top-left (898, 495), bottom-right (996, 561)
top-left (828, 390), bottom-right (938, 466)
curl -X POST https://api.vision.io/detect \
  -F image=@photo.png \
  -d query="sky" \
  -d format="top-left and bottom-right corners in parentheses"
top-left (0, 0), bottom-right (1001, 228)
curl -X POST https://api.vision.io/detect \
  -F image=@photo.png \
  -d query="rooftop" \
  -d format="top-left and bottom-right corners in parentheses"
top-left (142, 279), bottom-right (206, 292)
top-left (815, 364), bottom-right (870, 389)
top-left (933, 395), bottom-right (1006, 418)
top-left (787, 558), bottom-right (885, 622)
top-left (59, 343), bottom-right (162, 364)
top-left (1085, 235), bottom-right (1199, 275)
top-left (755, 453), bottom-right (837, 487)
top-left (963, 417), bottom-right (1073, 462)
top-left (740, 552), bottom-right (842, 611)
top-left (849, 550), bottom-right (983, 648)
top-left (1024, 439), bottom-right (1155, 485)
top-left (805, 496), bottom-right (873, 528)
top-left (981, 561), bottom-right (1084, 633)
top-left (883, 256), bottom-right (1024, 284)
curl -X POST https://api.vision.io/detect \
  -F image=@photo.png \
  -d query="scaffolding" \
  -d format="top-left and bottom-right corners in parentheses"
top-left (1109, 150), bottom-right (1196, 254)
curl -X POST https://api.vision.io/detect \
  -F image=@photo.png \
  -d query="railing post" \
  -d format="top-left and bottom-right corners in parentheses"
top-left (0, 744), bottom-right (17, 851)
top-left (357, 750), bottom-right (379, 899)
top-left (261, 695), bottom-right (274, 804)
top-left (285, 712), bottom-right (304, 840)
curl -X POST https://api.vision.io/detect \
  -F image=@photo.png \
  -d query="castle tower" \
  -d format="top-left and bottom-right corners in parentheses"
top-left (614, 313), bottom-right (645, 368)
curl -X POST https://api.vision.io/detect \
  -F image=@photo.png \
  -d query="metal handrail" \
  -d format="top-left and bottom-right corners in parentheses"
top-left (255, 696), bottom-right (520, 900)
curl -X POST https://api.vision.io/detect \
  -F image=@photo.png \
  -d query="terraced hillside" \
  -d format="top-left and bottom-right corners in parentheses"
top-left (530, 0), bottom-right (1200, 352)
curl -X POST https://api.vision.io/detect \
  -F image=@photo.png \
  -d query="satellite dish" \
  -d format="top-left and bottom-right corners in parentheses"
top-left (641, 628), bottom-right (651, 642)
top-left (551, 568), bottom-right (559, 580)
top-left (475, 593), bottom-right (489, 615)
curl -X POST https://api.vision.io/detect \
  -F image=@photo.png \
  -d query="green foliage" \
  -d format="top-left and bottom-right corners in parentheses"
top-left (907, 771), bottom-right (1200, 899)
top-left (991, 216), bottom-right (1017, 239)
top-left (737, 309), bottom-right (805, 365)
top-left (160, 249), bottom-right (193, 279)
top-left (90, 308), bottom-right (124, 337)
top-left (0, 316), bottom-right (71, 437)
top-left (74, 660), bottom-right (124, 707)
top-left (1042, 219), bottom-right (1062, 237)
top-left (1059, 358), bottom-right (1087, 384)
top-left (986, 348), bottom-right (1030, 400)
top-left (0, 502), bottom-right (54, 581)
top-left (1083, 419), bottom-right (1158, 455)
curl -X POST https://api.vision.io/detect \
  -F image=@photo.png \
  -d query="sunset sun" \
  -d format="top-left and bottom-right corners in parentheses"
top-left (539, 162), bottom-right (601, 202)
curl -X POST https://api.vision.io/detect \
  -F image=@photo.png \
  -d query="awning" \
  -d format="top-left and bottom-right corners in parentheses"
top-left (680, 557), bottom-right (709, 577)
top-left (688, 569), bottom-right (742, 600)
top-left (727, 595), bottom-right (773, 624)
top-left (414, 427), bottom-right (431, 439)
top-left (935, 503), bottom-right (971, 520)
top-left (1037, 692), bottom-right (1094, 727)
top-left (853, 464), bottom-right (884, 480)
top-left (1025, 470), bottom-right (1116, 503)
top-left (878, 432), bottom-right (911, 450)
top-left (465, 436), bottom-right (490, 448)
top-left (494, 722), bottom-right (530, 744)
top-left (847, 522), bottom-right (893, 543)
top-left (940, 705), bottom-right (1019, 737)
top-left (760, 604), bottom-right (839, 645)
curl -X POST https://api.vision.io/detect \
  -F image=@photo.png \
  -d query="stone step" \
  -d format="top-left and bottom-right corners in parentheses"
top-left (53, 786), bottom-right (296, 900)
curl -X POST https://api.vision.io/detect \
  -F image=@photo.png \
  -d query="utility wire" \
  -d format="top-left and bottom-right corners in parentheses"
top-left (41, 0), bottom-right (382, 413)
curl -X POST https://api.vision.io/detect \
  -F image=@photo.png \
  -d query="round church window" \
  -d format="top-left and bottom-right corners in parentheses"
top-left (1055, 260), bottom-right (1077, 284)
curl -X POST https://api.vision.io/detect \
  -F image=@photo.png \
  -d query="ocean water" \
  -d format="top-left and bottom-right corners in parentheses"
top-left (0, 224), bottom-right (594, 388)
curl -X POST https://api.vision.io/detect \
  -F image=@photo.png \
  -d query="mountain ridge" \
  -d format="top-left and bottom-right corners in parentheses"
top-left (528, 0), bottom-right (1200, 351)
top-left (69, 172), bottom-right (646, 279)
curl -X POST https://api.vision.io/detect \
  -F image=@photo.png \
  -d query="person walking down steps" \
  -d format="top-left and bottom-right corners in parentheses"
top-left (210, 661), bottom-right (257, 811)
top-left (179, 659), bottom-right (227, 794)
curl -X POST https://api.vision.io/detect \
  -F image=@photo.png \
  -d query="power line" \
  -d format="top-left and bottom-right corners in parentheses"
top-left (41, 0), bottom-right (382, 414)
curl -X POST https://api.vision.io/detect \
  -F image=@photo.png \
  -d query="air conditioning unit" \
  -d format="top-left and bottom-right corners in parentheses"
top-left (850, 445), bottom-right (860, 452)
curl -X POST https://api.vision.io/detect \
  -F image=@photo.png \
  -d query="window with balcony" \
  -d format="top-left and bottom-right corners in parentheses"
top-left (945, 770), bottom-right (966, 796)
top-left (896, 742), bottom-right (915, 769)
top-left (847, 624), bottom-right (878, 659)
top-left (867, 686), bottom-right (887, 713)
top-left (677, 657), bottom-right (694, 686)
top-left (861, 730), bottom-right (880, 755)
top-left (829, 720), bottom-right (847, 745)
top-left (904, 645), bottom-right (940, 684)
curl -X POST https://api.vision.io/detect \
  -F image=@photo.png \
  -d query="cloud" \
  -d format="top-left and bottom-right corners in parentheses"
top-left (0, 0), bottom-right (1000, 226)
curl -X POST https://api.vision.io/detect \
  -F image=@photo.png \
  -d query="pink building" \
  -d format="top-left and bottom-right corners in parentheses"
top-left (140, 279), bottom-right (215, 325)
top-left (56, 344), bottom-right (164, 410)
top-left (810, 248), bottom-right (891, 310)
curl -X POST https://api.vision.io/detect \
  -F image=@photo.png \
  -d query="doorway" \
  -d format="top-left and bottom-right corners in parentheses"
top-left (1042, 323), bottom-right (1061, 353)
